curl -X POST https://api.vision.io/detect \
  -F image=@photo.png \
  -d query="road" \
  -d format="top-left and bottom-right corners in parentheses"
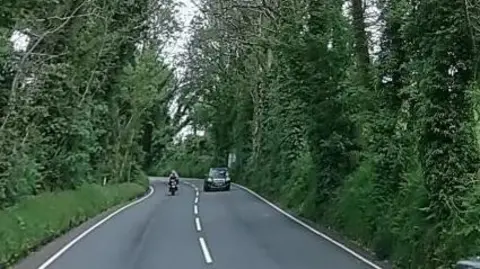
top-left (19, 178), bottom-right (377, 269)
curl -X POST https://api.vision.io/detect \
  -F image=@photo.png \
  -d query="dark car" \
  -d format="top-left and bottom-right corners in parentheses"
top-left (203, 167), bottom-right (231, 192)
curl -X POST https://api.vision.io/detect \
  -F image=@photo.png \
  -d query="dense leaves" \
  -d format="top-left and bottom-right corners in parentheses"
top-left (0, 0), bottom-right (182, 207)
top-left (173, 0), bottom-right (480, 267)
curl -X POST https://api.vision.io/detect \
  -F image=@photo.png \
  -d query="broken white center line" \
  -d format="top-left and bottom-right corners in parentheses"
top-left (199, 237), bottom-right (213, 263)
top-left (195, 217), bottom-right (202, 231)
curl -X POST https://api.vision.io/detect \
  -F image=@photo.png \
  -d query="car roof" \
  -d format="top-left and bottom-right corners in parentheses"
top-left (210, 167), bottom-right (228, 170)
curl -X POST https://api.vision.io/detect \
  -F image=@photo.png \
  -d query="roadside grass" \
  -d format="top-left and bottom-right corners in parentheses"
top-left (0, 182), bottom-right (146, 267)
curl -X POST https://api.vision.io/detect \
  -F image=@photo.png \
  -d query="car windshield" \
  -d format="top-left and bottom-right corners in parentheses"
top-left (210, 169), bottom-right (227, 178)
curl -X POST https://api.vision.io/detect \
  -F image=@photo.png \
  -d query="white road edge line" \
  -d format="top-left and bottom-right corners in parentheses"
top-left (37, 186), bottom-right (155, 269)
top-left (194, 204), bottom-right (198, 214)
top-left (194, 196), bottom-right (198, 204)
top-left (232, 183), bottom-right (383, 269)
top-left (198, 237), bottom-right (213, 263)
top-left (195, 217), bottom-right (202, 231)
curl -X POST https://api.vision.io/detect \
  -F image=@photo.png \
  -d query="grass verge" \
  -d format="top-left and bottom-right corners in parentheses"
top-left (0, 183), bottom-right (146, 267)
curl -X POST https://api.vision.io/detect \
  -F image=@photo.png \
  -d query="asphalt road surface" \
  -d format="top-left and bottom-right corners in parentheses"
top-left (20, 178), bottom-right (377, 269)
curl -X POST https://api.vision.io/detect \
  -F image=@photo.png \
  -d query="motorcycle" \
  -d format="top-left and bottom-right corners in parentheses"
top-left (168, 179), bottom-right (178, 196)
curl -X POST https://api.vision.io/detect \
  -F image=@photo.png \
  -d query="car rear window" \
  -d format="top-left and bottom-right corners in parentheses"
top-left (210, 169), bottom-right (227, 178)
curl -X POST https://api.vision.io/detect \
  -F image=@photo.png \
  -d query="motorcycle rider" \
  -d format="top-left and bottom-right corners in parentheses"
top-left (169, 171), bottom-right (179, 184)
top-left (167, 171), bottom-right (179, 191)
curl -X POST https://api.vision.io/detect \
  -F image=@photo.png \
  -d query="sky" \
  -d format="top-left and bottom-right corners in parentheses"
top-left (10, 31), bottom-right (29, 51)
top-left (163, 0), bottom-right (199, 66)
top-left (165, 0), bottom-right (202, 139)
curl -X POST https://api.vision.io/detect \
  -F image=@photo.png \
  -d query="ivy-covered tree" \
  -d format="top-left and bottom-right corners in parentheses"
top-left (172, 0), bottom-right (480, 267)
top-left (0, 0), bottom-right (181, 206)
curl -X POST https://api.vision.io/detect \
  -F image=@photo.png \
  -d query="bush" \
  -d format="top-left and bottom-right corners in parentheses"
top-left (131, 169), bottom-right (150, 188)
top-left (327, 160), bottom-right (377, 245)
top-left (323, 159), bottom-right (433, 267)
top-left (153, 156), bottom-right (212, 179)
top-left (0, 183), bottom-right (146, 266)
top-left (278, 151), bottom-right (317, 219)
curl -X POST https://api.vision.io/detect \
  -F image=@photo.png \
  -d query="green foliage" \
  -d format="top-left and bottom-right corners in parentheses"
top-left (278, 151), bottom-right (317, 218)
top-left (155, 134), bottom-right (213, 178)
top-left (0, 0), bottom-right (183, 262)
top-left (173, 0), bottom-right (480, 267)
top-left (327, 160), bottom-right (377, 243)
top-left (0, 0), bottom-right (181, 208)
top-left (0, 182), bottom-right (145, 267)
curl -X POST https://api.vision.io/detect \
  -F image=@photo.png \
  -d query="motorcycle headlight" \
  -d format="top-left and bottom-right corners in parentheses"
top-left (226, 177), bottom-right (230, 181)
top-left (207, 178), bottom-right (213, 182)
